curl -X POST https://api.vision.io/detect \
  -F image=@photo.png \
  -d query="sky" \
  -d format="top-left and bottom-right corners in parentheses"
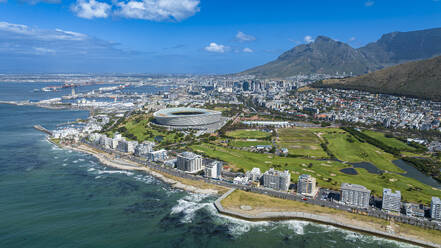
top-left (0, 0), bottom-right (441, 74)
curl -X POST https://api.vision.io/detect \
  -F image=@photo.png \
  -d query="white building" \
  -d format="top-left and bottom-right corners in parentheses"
top-left (432, 197), bottom-right (441, 220)
top-left (404, 203), bottom-right (425, 218)
top-left (233, 176), bottom-right (249, 185)
top-left (134, 141), bottom-right (155, 157)
top-left (382, 188), bottom-right (401, 212)
top-left (176, 152), bottom-right (203, 173)
top-left (204, 161), bottom-right (222, 179)
top-left (263, 168), bottom-right (291, 191)
top-left (246, 167), bottom-right (262, 181)
top-left (147, 149), bottom-right (168, 162)
top-left (297, 174), bottom-right (318, 197)
top-left (341, 183), bottom-right (371, 208)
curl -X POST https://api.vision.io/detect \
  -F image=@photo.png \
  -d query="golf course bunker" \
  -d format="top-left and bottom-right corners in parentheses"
top-left (340, 167), bottom-right (358, 175)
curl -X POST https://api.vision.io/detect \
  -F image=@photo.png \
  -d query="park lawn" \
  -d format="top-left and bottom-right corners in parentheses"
top-left (229, 140), bottom-right (272, 147)
top-left (108, 115), bottom-right (182, 144)
top-left (191, 143), bottom-right (441, 204)
top-left (324, 131), bottom-right (405, 173)
top-left (362, 130), bottom-right (416, 151)
top-left (226, 129), bottom-right (272, 139)
top-left (277, 127), bottom-right (328, 158)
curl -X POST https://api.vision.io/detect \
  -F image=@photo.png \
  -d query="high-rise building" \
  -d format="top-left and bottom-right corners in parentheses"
top-left (176, 152), bottom-right (203, 173)
top-left (341, 183), bottom-right (371, 208)
top-left (382, 188), bottom-right (401, 212)
top-left (205, 161), bottom-right (222, 179)
top-left (246, 167), bottom-right (262, 181)
top-left (147, 149), bottom-right (168, 162)
top-left (297, 174), bottom-right (318, 197)
top-left (263, 168), bottom-right (291, 191)
top-left (432, 197), bottom-right (441, 220)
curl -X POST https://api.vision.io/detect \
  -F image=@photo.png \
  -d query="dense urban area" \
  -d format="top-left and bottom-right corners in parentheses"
top-left (9, 73), bottom-right (441, 241)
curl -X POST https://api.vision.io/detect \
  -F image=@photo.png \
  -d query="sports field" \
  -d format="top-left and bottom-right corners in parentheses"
top-left (277, 128), bottom-right (328, 158)
top-left (225, 129), bottom-right (272, 139)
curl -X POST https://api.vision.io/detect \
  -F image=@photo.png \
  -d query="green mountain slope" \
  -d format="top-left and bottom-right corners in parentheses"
top-left (315, 55), bottom-right (441, 101)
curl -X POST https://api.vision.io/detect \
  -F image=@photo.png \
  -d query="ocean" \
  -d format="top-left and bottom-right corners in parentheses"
top-left (0, 83), bottom-right (415, 248)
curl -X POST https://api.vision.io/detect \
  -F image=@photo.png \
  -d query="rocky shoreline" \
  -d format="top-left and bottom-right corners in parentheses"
top-left (61, 143), bottom-right (219, 195)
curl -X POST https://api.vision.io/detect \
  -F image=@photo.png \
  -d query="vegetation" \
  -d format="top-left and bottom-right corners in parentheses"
top-left (324, 129), bottom-right (405, 173)
top-left (277, 128), bottom-right (328, 158)
top-left (362, 130), bottom-right (417, 152)
top-left (191, 143), bottom-right (441, 203)
top-left (105, 114), bottom-right (194, 147)
top-left (228, 140), bottom-right (272, 148)
top-left (225, 129), bottom-right (272, 140)
top-left (317, 55), bottom-right (441, 101)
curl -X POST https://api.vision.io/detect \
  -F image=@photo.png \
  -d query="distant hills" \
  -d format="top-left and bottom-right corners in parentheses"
top-left (314, 55), bottom-right (441, 101)
top-left (242, 27), bottom-right (441, 78)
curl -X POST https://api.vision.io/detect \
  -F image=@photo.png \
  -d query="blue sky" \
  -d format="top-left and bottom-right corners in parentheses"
top-left (1, 0), bottom-right (441, 74)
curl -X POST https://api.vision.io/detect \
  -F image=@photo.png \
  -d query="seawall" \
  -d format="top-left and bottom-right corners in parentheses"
top-left (214, 189), bottom-right (440, 248)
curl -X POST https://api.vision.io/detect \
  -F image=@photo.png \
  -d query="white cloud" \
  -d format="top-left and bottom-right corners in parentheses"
top-left (0, 21), bottom-right (132, 58)
top-left (243, 47), bottom-right (253, 53)
top-left (349, 37), bottom-right (356, 42)
top-left (116, 0), bottom-right (200, 22)
top-left (71, 0), bottom-right (111, 19)
top-left (304, 35), bottom-right (314, 43)
top-left (205, 42), bottom-right (226, 53)
top-left (365, 1), bottom-right (374, 7)
top-left (34, 47), bottom-right (56, 54)
top-left (236, 31), bottom-right (255, 42)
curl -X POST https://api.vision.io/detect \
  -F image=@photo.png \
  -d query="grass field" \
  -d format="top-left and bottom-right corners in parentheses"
top-left (324, 131), bottom-right (405, 173)
top-left (277, 128), bottom-right (328, 158)
top-left (221, 190), bottom-right (441, 245)
top-left (362, 130), bottom-right (416, 151)
top-left (229, 140), bottom-right (272, 147)
top-left (226, 129), bottom-right (272, 139)
top-left (192, 143), bottom-right (441, 204)
top-left (106, 114), bottom-right (182, 145)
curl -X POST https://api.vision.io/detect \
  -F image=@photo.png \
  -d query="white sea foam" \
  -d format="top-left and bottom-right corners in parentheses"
top-left (170, 193), bottom-right (212, 223)
top-left (282, 220), bottom-right (309, 235)
top-left (62, 163), bottom-right (67, 167)
top-left (95, 176), bottom-right (102, 179)
top-left (87, 168), bottom-right (96, 172)
top-left (97, 170), bottom-right (134, 177)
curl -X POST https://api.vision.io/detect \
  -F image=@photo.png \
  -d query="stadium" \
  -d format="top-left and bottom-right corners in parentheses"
top-left (153, 107), bottom-right (222, 129)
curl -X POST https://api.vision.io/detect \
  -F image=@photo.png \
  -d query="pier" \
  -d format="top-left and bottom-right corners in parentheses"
top-left (33, 125), bottom-right (52, 135)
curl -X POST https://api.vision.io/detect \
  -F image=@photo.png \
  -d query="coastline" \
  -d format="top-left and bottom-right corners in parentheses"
top-left (54, 141), bottom-right (441, 248)
top-left (216, 189), bottom-right (441, 248)
top-left (60, 142), bottom-right (222, 195)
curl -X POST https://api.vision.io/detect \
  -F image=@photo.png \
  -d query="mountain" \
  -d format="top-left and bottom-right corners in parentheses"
top-left (359, 27), bottom-right (441, 66)
top-left (242, 27), bottom-right (441, 78)
top-left (314, 55), bottom-right (441, 101)
top-left (242, 36), bottom-right (377, 77)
